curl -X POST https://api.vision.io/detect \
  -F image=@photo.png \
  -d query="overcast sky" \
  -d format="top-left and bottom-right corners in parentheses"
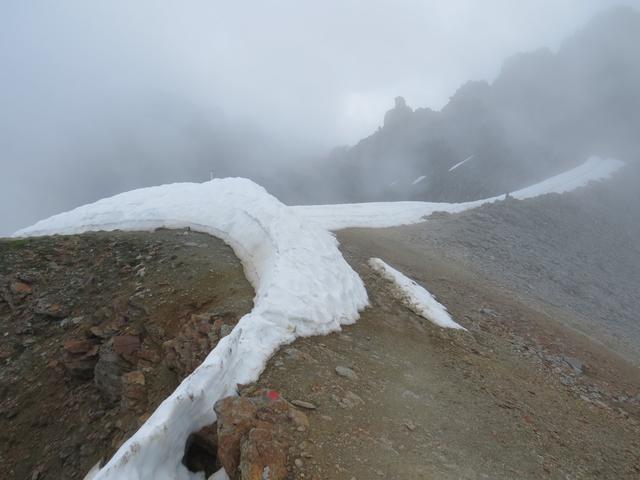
top-left (0, 0), bottom-right (631, 234)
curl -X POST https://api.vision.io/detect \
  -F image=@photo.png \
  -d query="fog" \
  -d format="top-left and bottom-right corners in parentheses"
top-left (0, 0), bottom-right (632, 235)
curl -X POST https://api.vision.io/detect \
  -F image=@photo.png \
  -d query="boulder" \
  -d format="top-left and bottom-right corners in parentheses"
top-left (239, 428), bottom-right (287, 480)
top-left (215, 397), bottom-right (258, 477)
top-left (214, 390), bottom-right (308, 479)
top-left (62, 338), bottom-right (99, 379)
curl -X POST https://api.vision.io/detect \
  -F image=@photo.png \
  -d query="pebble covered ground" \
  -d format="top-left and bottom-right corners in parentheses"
top-left (0, 229), bottom-right (254, 479)
top-left (256, 226), bottom-right (640, 479)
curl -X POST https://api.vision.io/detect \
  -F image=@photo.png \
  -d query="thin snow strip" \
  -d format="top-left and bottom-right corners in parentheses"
top-left (368, 258), bottom-right (464, 330)
top-left (15, 178), bottom-right (368, 480)
top-left (449, 154), bottom-right (474, 172)
top-left (411, 175), bottom-right (426, 185)
top-left (293, 157), bottom-right (623, 230)
top-left (508, 157), bottom-right (622, 199)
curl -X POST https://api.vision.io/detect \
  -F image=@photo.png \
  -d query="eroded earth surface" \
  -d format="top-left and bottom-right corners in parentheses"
top-left (0, 229), bottom-right (254, 479)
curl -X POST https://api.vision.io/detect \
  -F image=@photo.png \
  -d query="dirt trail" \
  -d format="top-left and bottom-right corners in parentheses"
top-left (257, 226), bottom-right (640, 479)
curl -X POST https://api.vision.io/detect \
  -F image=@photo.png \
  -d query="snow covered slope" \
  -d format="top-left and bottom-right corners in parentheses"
top-left (13, 155), bottom-right (623, 480)
top-left (293, 157), bottom-right (623, 230)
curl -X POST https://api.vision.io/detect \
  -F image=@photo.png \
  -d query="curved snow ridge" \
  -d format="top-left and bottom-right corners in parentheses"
top-left (293, 157), bottom-right (624, 230)
top-left (15, 178), bottom-right (368, 480)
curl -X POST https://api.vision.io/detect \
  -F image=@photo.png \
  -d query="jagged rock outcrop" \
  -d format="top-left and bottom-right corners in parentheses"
top-left (383, 96), bottom-right (413, 128)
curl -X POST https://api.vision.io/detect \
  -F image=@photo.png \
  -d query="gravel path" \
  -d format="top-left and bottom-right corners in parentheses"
top-left (256, 228), bottom-right (640, 479)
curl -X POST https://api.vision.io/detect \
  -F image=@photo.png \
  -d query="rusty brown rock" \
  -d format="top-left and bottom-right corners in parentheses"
top-left (63, 338), bottom-right (95, 354)
top-left (122, 370), bottom-right (145, 386)
top-left (255, 398), bottom-right (291, 425)
top-left (113, 335), bottom-right (140, 361)
top-left (10, 280), bottom-right (32, 295)
top-left (136, 348), bottom-right (160, 364)
top-left (215, 397), bottom-right (258, 477)
top-left (214, 391), bottom-right (309, 479)
top-left (239, 427), bottom-right (288, 480)
top-left (212, 318), bottom-right (225, 335)
top-left (161, 311), bottom-right (225, 376)
top-left (121, 370), bottom-right (147, 408)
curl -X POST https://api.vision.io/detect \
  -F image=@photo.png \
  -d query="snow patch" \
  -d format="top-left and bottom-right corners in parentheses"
top-left (411, 175), bottom-right (426, 185)
top-left (208, 468), bottom-right (230, 480)
top-left (293, 157), bottom-right (623, 230)
top-left (368, 258), bottom-right (464, 330)
top-left (449, 155), bottom-right (474, 172)
top-left (508, 157), bottom-right (623, 199)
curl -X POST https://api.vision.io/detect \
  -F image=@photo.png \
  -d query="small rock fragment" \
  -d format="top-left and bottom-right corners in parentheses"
top-left (220, 324), bottom-right (234, 338)
top-left (290, 400), bottom-right (317, 410)
top-left (10, 280), bottom-right (32, 295)
top-left (288, 409), bottom-right (309, 431)
top-left (562, 355), bottom-right (584, 374)
top-left (335, 366), bottom-right (357, 380)
top-left (63, 338), bottom-right (95, 354)
top-left (404, 421), bottom-right (417, 431)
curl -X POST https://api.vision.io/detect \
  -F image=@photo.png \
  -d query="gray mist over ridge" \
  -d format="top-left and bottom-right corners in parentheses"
top-left (300, 6), bottom-right (640, 206)
top-left (0, 1), bottom-right (636, 235)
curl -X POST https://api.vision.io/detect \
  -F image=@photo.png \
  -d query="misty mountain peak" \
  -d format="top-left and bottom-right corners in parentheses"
top-left (383, 96), bottom-right (413, 128)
